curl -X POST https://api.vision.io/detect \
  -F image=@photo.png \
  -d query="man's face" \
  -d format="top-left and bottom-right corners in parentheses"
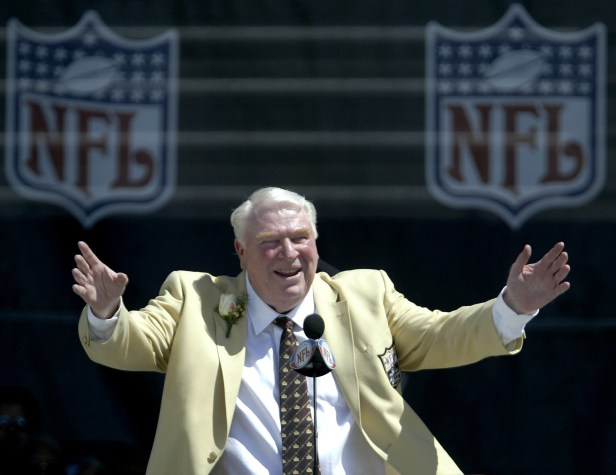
top-left (235, 207), bottom-right (319, 313)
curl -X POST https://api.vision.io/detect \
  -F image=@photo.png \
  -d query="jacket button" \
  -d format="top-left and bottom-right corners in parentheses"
top-left (207, 452), bottom-right (218, 463)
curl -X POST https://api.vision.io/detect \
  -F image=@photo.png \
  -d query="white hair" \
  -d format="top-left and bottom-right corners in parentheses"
top-left (230, 187), bottom-right (318, 245)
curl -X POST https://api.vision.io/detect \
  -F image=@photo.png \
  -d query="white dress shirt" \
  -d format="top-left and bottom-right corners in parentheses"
top-left (211, 274), bottom-right (385, 475)
top-left (87, 280), bottom-right (535, 474)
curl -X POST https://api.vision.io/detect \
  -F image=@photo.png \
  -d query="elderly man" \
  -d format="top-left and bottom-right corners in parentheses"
top-left (73, 187), bottom-right (570, 475)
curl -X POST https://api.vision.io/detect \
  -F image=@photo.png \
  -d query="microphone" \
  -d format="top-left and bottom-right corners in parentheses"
top-left (304, 312), bottom-right (325, 340)
top-left (289, 313), bottom-right (335, 473)
top-left (290, 313), bottom-right (336, 377)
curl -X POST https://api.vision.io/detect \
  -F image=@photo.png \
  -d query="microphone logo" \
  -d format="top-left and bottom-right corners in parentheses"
top-left (290, 313), bottom-right (336, 377)
top-left (290, 339), bottom-right (336, 372)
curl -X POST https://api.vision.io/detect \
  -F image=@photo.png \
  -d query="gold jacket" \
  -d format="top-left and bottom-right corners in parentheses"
top-left (79, 269), bottom-right (522, 475)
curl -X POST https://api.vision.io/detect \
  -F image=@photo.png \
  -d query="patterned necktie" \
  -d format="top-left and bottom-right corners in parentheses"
top-left (275, 316), bottom-right (319, 475)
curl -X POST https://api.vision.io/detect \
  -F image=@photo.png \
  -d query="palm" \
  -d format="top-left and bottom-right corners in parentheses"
top-left (83, 262), bottom-right (125, 304)
top-left (504, 242), bottom-right (570, 315)
top-left (72, 241), bottom-right (128, 318)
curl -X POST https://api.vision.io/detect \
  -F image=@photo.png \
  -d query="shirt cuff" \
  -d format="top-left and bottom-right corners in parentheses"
top-left (87, 301), bottom-right (121, 342)
top-left (493, 287), bottom-right (538, 347)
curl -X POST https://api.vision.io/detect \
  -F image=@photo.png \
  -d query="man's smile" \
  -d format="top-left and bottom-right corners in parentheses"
top-left (275, 268), bottom-right (301, 277)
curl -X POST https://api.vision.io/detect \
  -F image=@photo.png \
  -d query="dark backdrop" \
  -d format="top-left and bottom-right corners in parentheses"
top-left (1, 2), bottom-right (614, 474)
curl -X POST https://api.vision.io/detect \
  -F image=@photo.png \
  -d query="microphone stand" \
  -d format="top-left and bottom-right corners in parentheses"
top-left (294, 314), bottom-right (335, 474)
top-left (311, 374), bottom-right (319, 474)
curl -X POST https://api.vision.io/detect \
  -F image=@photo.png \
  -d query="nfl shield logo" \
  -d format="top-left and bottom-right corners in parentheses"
top-left (5, 11), bottom-right (178, 227)
top-left (425, 4), bottom-right (606, 228)
top-left (378, 342), bottom-right (401, 389)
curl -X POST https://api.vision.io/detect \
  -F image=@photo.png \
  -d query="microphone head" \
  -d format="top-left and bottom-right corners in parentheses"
top-left (303, 313), bottom-right (324, 340)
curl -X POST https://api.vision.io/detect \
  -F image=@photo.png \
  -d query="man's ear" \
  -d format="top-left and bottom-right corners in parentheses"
top-left (234, 239), bottom-right (244, 256)
top-left (234, 239), bottom-right (246, 269)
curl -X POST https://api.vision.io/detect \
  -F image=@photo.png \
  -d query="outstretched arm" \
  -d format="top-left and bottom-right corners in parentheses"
top-left (503, 242), bottom-right (570, 315)
top-left (72, 241), bottom-right (128, 319)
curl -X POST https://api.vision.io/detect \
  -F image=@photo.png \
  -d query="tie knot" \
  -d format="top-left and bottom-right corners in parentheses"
top-left (274, 316), bottom-right (293, 330)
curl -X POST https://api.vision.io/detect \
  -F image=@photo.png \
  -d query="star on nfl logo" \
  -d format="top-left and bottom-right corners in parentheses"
top-left (425, 4), bottom-right (606, 228)
top-left (5, 11), bottom-right (179, 227)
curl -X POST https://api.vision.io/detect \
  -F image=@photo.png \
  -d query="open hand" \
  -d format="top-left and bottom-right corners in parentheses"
top-left (503, 242), bottom-right (570, 315)
top-left (72, 241), bottom-right (128, 319)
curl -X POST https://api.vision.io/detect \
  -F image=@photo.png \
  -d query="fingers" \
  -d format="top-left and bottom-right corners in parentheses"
top-left (553, 261), bottom-right (570, 285)
top-left (71, 273), bottom-right (91, 307)
top-left (73, 254), bottom-right (90, 276)
top-left (73, 249), bottom-right (94, 293)
top-left (74, 242), bottom-right (95, 276)
top-left (73, 242), bottom-right (100, 303)
top-left (550, 248), bottom-right (568, 266)
top-left (71, 282), bottom-right (86, 298)
top-left (77, 241), bottom-right (101, 268)
top-left (546, 242), bottom-right (569, 282)
top-left (541, 241), bottom-right (565, 267)
top-left (71, 266), bottom-right (85, 284)
top-left (546, 243), bottom-right (570, 295)
top-left (557, 280), bottom-right (571, 296)
top-left (549, 251), bottom-right (568, 276)
top-left (71, 262), bottom-right (92, 302)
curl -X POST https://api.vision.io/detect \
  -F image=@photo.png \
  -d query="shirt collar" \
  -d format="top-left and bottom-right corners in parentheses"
top-left (245, 272), bottom-right (315, 336)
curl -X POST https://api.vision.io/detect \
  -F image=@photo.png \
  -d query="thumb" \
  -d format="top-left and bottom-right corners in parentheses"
top-left (511, 244), bottom-right (532, 275)
top-left (114, 272), bottom-right (129, 291)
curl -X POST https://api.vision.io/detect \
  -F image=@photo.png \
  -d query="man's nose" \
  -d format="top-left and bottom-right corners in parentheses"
top-left (279, 239), bottom-right (298, 258)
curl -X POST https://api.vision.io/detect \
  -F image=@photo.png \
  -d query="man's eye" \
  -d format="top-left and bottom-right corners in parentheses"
top-left (293, 236), bottom-right (308, 243)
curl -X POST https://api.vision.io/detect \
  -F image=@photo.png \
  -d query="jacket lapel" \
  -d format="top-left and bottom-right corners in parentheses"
top-left (313, 275), bottom-right (361, 417)
top-left (212, 272), bottom-right (248, 434)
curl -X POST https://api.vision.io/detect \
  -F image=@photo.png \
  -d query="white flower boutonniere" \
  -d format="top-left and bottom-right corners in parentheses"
top-left (216, 293), bottom-right (248, 338)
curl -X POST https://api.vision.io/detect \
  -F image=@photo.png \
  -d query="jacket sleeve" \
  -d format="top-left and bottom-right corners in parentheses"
top-left (380, 270), bottom-right (522, 371)
top-left (78, 271), bottom-right (187, 373)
